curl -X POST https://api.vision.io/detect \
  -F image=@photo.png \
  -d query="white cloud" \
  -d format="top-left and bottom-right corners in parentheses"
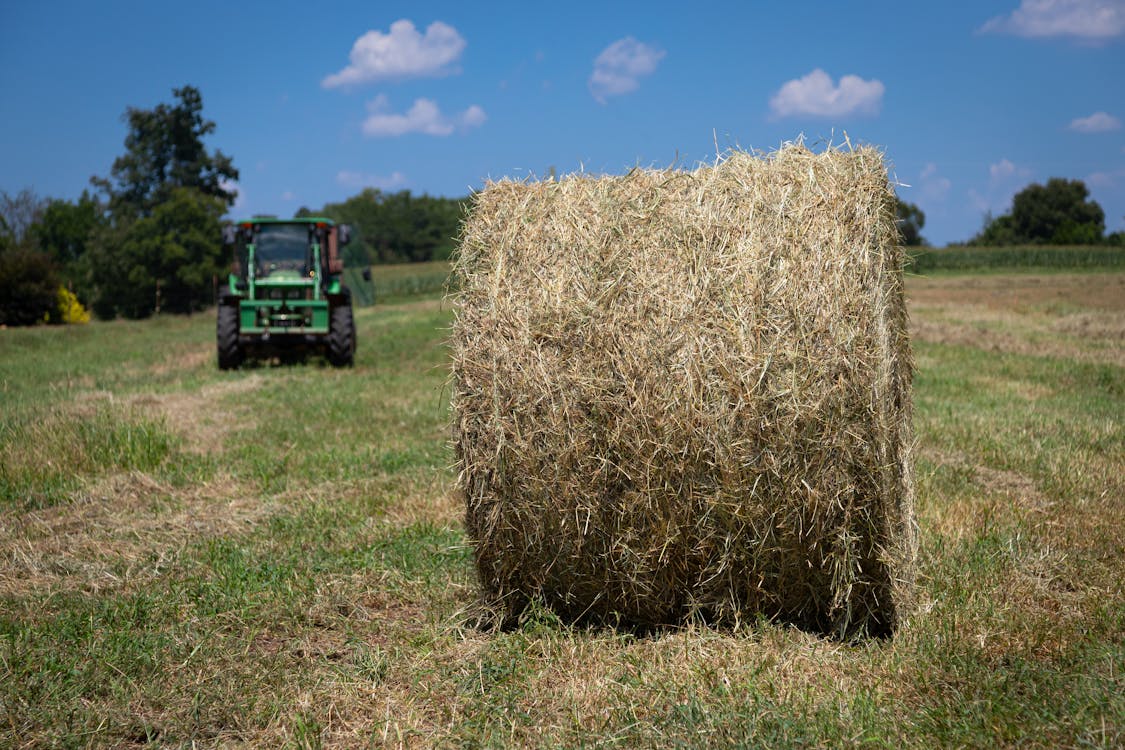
top-left (920, 163), bottom-right (953, 201)
top-left (588, 37), bottom-right (666, 104)
top-left (336, 170), bottom-right (408, 190)
top-left (461, 104), bottom-right (487, 129)
top-left (1068, 111), bottom-right (1122, 132)
top-left (1086, 168), bottom-right (1125, 187)
top-left (361, 95), bottom-right (486, 137)
top-left (979, 0), bottom-right (1125, 40)
top-left (280, 191), bottom-right (296, 201)
top-left (322, 19), bottom-right (466, 88)
top-left (769, 69), bottom-right (885, 118)
top-left (989, 158), bottom-right (1017, 182)
top-left (989, 158), bottom-right (1032, 185)
top-left (971, 159), bottom-right (1034, 214)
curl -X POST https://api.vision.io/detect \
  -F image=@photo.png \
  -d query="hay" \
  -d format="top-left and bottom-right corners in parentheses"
top-left (450, 144), bottom-right (916, 638)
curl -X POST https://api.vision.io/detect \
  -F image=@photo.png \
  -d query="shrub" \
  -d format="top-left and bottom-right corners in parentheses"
top-left (55, 286), bottom-right (90, 324)
top-left (0, 249), bottom-right (60, 326)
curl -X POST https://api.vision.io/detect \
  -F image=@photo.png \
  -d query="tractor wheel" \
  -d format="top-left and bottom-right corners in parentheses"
top-left (328, 303), bottom-right (355, 367)
top-left (217, 304), bottom-right (243, 370)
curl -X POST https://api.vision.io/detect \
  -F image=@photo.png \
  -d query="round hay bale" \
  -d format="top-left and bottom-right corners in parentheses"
top-left (450, 145), bottom-right (916, 638)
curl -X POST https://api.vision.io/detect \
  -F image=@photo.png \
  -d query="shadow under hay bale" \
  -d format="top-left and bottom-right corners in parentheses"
top-left (450, 144), bottom-right (917, 640)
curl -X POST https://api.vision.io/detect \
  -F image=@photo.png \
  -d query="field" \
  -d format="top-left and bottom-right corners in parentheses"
top-left (1, 270), bottom-right (1123, 748)
top-left (906, 244), bottom-right (1125, 273)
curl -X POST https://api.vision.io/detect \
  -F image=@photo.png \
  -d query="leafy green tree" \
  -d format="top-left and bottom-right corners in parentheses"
top-left (92, 85), bottom-right (237, 217)
top-left (1011, 178), bottom-right (1103, 244)
top-left (31, 191), bottom-right (105, 301)
top-left (319, 188), bottom-right (465, 264)
top-left (33, 191), bottom-right (103, 266)
top-left (88, 86), bottom-right (236, 317)
top-left (1107, 228), bottom-right (1125, 246)
top-left (971, 178), bottom-right (1104, 245)
top-left (88, 188), bottom-right (226, 319)
top-left (970, 212), bottom-right (1020, 247)
top-left (895, 198), bottom-right (926, 246)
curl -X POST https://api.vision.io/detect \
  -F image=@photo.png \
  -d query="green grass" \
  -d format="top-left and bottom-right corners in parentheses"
top-left (343, 260), bottom-right (451, 306)
top-left (907, 244), bottom-right (1125, 273)
top-left (0, 270), bottom-right (1122, 747)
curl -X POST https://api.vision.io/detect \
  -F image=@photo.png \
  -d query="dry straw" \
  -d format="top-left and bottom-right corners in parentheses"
top-left (450, 144), bottom-right (916, 638)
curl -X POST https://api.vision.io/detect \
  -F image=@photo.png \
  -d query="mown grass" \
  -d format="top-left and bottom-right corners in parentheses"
top-left (1, 272), bottom-right (1122, 748)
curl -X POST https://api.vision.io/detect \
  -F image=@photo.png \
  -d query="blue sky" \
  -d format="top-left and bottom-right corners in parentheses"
top-left (2, 0), bottom-right (1123, 246)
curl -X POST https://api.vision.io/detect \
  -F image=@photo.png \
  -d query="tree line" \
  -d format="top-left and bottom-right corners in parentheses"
top-left (1, 84), bottom-right (1122, 325)
top-left (895, 179), bottom-right (1122, 248)
top-left (0, 86), bottom-right (466, 324)
top-left (299, 191), bottom-right (465, 267)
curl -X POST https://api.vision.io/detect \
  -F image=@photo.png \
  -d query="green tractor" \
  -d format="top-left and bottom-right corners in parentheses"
top-left (217, 216), bottom-right (367, 369)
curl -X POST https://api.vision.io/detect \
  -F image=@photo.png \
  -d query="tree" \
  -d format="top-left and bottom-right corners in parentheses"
top-left (30, 191), bottom-right (105, 302)
top-left (88, 188), bottom-right (227, 319)
top-left (1107, 225), bottom-right (1125, 247)
top-left (0, 248), bottom-right (60, 326)
top-left (971, 212), bottom-right (1020, 247)
top-left (895, 198), bottom-right (926, 246)
top-left (33, 191), bottom-right (103, 267)
top-left (318, 188), bottom-right (465, 264)
top-left (0, 188), bottom-right (50, 249)
top-left (1011, 178), bottom-right (1104, 244)
top-left (971, 178), bottom-right (1105, 245)
top-left (0, 188), bottom-right (61, 325)
top-left (87, 86), bottom-right (237, 317)
top-left (92, 85), bottom-right (238, 217)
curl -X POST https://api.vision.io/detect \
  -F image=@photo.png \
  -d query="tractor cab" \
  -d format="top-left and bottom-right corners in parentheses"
top-left (217, 217), bottom-right (358, 369)
top-left (254, 222), bottom-right (315, 277)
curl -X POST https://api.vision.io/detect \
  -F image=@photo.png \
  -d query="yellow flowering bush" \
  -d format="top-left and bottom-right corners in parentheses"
top-left (56, 286), bottom-right (90, 324)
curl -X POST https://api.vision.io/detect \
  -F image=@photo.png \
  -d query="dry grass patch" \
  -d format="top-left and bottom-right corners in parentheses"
top-left (0, 471), bottom-right (271, 598)
top-left (907, 272), bottom-right (1125, 366)
top-left (920, 448), bottom-right (1046, 507)
top-left (147, 342), bottom-right (214, 376)
top-left (1053, 311), bottom-right (1125, 340)
top-left (380, 479), bottom-right (458, 528)
top-left (126, 374), bottom-right (265, 454)
top-left (911, 315), bottom-right (1125, 367)
top-left (906, 272), bottom-right (1125, 312)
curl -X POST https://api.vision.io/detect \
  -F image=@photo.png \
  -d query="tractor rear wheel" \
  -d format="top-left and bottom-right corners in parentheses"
top-left (328, 303), bottom-right (355, 367)
top-left (217, 304), bottom-right (243, 370)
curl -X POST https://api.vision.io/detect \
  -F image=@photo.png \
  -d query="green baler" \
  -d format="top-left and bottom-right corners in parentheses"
top-left (217, 217), bottom-right (366, 369)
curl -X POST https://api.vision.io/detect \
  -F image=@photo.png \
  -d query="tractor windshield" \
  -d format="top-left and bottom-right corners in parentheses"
top-left (255, 224), bottom-right (311, 274)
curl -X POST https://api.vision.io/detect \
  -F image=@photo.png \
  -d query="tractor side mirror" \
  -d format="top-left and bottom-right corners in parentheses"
top-left (338, 224), bottom-right (352, 246)
top-left (222, 225), bottom-right (236, 245)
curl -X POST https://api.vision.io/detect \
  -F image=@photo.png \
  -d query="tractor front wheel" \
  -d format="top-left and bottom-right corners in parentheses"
top-left (328, 304), bottom-right (355, 367)
top-left (217, 304), bottom-right (243, 370)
